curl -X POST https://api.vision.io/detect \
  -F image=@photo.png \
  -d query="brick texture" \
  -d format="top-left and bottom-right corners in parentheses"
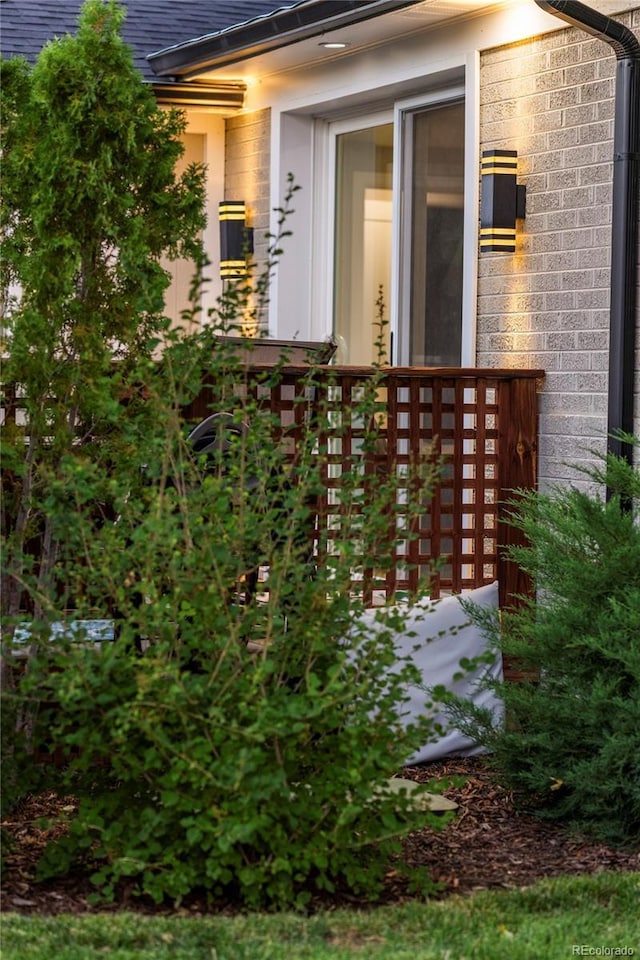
top-left (478, 8), bottom-right (640, 491)
top-left (225, 109), bottom-right (272, 330)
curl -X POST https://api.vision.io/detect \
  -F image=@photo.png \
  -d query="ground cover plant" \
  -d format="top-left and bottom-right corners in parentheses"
top-left (1, 0), bottom-right (450, 910)
top-left (2, 872), bottom-right (639, 960)
top-left (448, 440), bottom-right (640, 846)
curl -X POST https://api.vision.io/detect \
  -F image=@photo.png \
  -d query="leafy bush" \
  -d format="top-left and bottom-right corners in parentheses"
top-left (1, 4), bottom-right (450, 904)
top-left (7, 306), bottom-right (449, 906)
top-left (1, 0), bottom-right (205, 823)
top-left (450, 441), bottom-right (640, 846)
top-left (13, 331), bottom-right (449, 907)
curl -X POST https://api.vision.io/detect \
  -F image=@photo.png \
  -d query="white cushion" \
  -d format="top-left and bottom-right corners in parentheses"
top-left (358, 581), bottom-right (503, 764)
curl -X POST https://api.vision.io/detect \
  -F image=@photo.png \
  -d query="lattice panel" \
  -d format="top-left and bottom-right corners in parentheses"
top-left (184, 368), bottom-right (519, 602)
top-left (6, 367), bottom-right (539, 608)
top-left (385, 377), bottom-right (501, 598)
top-left (296, 374), bottom-right (503, 601)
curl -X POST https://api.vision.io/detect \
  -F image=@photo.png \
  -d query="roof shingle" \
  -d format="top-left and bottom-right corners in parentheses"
top-left (0, 1), bottom-right (289, 80)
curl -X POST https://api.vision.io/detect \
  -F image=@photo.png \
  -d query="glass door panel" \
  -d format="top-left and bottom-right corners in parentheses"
top-left (334, 124), bottom-right (393, 365)
top-left (407, 101), bottom-right (464, 366)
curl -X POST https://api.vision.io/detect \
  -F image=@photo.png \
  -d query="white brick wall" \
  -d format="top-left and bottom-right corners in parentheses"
top-left (478, 8), bottom-right (640, 492)
top-left (225, 110), bottom-right (271, 252)
top-left (225, 109), bottom-right (272, 328)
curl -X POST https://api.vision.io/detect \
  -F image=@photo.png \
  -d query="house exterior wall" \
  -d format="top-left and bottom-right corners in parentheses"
top-left (208, 2), bottom-right (639, 494)
top-left (160, 117), bottom-right (225, 330)
top-left (187, 112), bottom-right (226, 324)
top-left (477, 9), bottom-right (640, 490)
top-left (117, 108), bottom-right (226, 332)
top-left (225, 108), bottom-right (272, 330)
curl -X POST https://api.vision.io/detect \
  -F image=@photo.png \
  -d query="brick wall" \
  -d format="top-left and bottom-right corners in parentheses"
top-left (478, 8), bottom-right (640, 491)
top-left (225, 108), bottom-right (271, 329)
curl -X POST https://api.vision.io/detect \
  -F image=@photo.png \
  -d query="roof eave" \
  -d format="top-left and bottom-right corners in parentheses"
top-left (147, 0), bottom-right (420, 79)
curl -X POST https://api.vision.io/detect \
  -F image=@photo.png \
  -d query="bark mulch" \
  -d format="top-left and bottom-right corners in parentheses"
top-left (2, 756), bottom-right (638, 916)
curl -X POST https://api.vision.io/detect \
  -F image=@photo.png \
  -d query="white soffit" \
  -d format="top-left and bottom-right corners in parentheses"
top-left (193, 0), bottom-right (508, 81)
top-left (192, 0), bottom-right (638, 83)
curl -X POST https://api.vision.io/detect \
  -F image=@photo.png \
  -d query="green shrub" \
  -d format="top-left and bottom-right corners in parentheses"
top-left (1, 0), bottom-right (205, 823)
top-left (450, 440), bottom-right (640, 845)
top-left (2, 16), bottom-right (450, 897)
top-left (8, 326), bottom-right (448, 907)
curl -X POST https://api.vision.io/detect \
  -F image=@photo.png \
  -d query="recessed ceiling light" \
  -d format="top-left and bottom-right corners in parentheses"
top-left (319, 41), bottom-right (350, 49)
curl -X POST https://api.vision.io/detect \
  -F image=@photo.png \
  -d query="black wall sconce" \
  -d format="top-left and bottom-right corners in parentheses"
top-left (480, 150), bottom-right (526, 252)
top-left (219, 200), bottom-right (254, 280)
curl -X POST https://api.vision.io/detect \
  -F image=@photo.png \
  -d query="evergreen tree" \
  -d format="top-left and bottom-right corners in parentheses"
top-left (452, 442), bottom-right (640, 845)
top-left (1, 0), bottom-right (206, 622)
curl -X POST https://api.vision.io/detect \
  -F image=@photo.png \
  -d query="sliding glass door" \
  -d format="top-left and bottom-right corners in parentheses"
top-left (331, 96), bottom-right (465, 367)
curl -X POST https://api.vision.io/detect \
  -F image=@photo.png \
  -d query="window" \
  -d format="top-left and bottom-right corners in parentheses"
top-left (329, 94), bottom-right (465, 367)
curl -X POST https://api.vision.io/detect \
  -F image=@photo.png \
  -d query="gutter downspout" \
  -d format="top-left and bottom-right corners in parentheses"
top-left (535, 1), bottom-right (640, 476)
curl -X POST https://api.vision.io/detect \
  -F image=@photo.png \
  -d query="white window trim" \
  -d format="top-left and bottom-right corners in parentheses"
top-left (463, 49), bottom-right (480, 368)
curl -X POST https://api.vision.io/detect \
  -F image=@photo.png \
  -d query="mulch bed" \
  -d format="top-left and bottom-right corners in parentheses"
top-left (2, 756), bottom-right (638, 916)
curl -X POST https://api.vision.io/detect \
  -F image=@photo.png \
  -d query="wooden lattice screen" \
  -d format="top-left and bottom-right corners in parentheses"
top-left (183, 366), bottom-right (542, 607)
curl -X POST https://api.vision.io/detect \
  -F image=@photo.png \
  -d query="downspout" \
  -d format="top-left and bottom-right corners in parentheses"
top-left (535, 1), bottom-right (640, 475)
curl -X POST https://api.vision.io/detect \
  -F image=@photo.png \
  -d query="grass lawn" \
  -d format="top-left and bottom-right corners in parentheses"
top-left (1, 872), bottom-right (638, 960)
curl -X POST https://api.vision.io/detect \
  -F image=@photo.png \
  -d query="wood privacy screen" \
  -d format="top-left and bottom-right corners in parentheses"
top-left (184, 366), bottom-right (543, 608)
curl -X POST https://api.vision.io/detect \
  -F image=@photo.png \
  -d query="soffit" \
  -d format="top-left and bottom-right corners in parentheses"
top-left (152, 1), bottom-right (507, 81)
top-left (150, 0), bottom-right (638, 83)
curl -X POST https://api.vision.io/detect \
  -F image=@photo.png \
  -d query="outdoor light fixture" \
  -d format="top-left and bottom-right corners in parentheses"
top-left (480, 149), bottom-right (526, 252)
top-left (219, 200), bottom-right (253, 280)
